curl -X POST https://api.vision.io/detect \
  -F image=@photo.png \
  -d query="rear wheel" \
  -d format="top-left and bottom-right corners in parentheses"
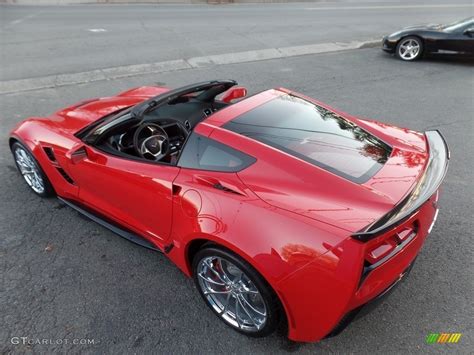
top-left (11, 141), bottom-right (55, 197)
top-left (396, 36), bottom-right (423, 61)
top-left (192, 245), bottom-right (281, 337)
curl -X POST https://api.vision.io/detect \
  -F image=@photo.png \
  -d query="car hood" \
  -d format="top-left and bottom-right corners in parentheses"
top-left (47, 86), bottom-right (170, 135)
top-left (389, 23), bottom-right (442, 38)
top-left (237, 119), bottom-right (430, 233)
top-left (401, 23), bottom-right (442, 31)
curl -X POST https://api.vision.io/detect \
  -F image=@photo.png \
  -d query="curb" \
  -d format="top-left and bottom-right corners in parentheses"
top-left (0, 39), bottom-right (380, 94)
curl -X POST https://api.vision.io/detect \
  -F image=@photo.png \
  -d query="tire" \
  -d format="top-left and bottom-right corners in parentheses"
top-left (192, 245), bottom-right (282, 337)
top-left (11, 141), bottom-right (55, 197)
top-left (396, 36), bottom-right (423, 61)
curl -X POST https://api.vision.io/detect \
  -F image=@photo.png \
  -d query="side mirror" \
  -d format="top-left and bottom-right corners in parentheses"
top-left (67, 144), bottom-right (89, 164)
top-left (463, 28), bottom-right (474, 36)
top-left (221, 86), bottom-right (247, 103)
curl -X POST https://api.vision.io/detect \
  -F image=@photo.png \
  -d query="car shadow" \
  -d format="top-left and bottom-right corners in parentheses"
top-left (379, 51), bottom-right (473, 67)
top-left (422, 54), bottom-right (474, 66)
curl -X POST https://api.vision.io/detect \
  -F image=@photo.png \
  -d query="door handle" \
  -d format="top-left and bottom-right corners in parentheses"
top-left (195, 175), bottom-right (246, 196)
top-left (212, 182), bottom-right (232, 192)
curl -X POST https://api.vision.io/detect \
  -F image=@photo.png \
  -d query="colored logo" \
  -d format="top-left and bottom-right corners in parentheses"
top-left (426, 333), bottom-right (462, 344)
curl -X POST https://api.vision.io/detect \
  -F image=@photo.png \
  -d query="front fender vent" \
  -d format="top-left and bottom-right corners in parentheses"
top-left (43, 147), bottom-right (56, 162)
top-left (56, 167), bottom-right (75, 185)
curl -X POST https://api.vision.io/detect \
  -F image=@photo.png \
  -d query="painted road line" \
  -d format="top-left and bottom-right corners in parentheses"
top-left (8, 12), bottom-right (43, 26)
top-left (305, 4), bottom-right (473, 11)
top-left (0, 39), bottom-right (380, 95)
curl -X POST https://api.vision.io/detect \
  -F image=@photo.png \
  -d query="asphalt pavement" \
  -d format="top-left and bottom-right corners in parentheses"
top-left (1, 0), bottom-right (472, 80)
top-left (0, 1), bottom-right (473, 354)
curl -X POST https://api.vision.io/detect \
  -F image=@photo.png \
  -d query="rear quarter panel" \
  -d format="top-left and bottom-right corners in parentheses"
top-left (167, 168), bottom-right (349, 282)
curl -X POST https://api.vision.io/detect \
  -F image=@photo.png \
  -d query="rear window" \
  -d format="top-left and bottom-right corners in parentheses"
top-left (224, 95), bottom-right (392, 183)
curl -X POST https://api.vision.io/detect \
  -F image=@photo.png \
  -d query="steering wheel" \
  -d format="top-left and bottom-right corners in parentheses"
top-left (133, 120), bottom-right (189, 161)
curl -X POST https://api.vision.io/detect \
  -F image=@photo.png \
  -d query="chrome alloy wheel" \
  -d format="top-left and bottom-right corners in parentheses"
top-left (197, 256), bottom-right (267, 332)
top-left (14, 146), bottom-right (45, 194)
top-left (398, 38), bottom-right (421, 60)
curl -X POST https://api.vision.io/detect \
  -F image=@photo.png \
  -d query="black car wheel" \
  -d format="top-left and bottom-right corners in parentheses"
top-left (11, 141), bottom-right (55, 197)
top-left (396, 36), bottom-right (423, 61)
top-left (193, 245), bottom-right (282, 337)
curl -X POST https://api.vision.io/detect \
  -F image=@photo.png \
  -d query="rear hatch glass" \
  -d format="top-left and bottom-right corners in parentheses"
top-left (224, 94), bottom-right (392, 183)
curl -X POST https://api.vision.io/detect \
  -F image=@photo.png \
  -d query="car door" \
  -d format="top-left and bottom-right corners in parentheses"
top-left (437, 25), bottom-right (474, 53)
top-left (171, 132), bottom-right (258, 243)
top-left (459, 27), bottom-right (474, 53)
top-left (66, 143), bottom-right (180, 248)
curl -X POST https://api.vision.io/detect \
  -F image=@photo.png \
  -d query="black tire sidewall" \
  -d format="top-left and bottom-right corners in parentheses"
top-left (396, 36), bottom-right (423, 61)
top-left (192, 245), bottom-right (281, 338)
top-left (11, 141), bottom-right (55, 197)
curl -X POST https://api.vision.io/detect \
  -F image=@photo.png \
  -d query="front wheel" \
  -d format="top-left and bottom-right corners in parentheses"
top-left (192, 245), bottom-right (282, 337)
top-left (396, 36), bottom-right (423, 61)
top-left (11, 141), bottom-right (55, 197)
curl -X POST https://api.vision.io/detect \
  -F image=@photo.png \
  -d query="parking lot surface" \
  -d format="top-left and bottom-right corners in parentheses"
top-left (1, 46), bottom-right (473, 353)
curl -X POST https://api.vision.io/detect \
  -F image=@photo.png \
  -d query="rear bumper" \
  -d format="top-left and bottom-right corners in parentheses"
top-left (326, 260), bottom-right (415, 338)
top-left (279, 196), bottom-right (439, 342)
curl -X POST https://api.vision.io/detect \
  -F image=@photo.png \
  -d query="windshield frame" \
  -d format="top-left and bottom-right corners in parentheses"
top-left (442, 17), bottom-right (473, 33)
top-left (80, 80), bottom-right (237, 145)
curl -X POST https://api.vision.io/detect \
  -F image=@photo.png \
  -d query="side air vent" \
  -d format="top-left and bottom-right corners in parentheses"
top-left (43, 147), bottom-right (56, 162)
top-left (56, 167), bottom-right (75, 185)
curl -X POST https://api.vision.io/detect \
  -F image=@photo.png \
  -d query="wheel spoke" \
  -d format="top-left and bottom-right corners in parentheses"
top-left (203, 289), bottom-right (231, 295)
top-left (17, 159), bottom-right (29, 169)
top-left (236, 294), bottom-right (259, 329)
top-left (198, 272), bottom-right (226, 286)
top-left (221, 293), bottom-right (232, 315)
top-left (203, 259), bottom-right (227, 284)
top-left (217, 258), bottom-right (234, 283)
top-left (240, 294), bottom-right (266, 316)
top-left (235, 296), bottom-right (242, 329)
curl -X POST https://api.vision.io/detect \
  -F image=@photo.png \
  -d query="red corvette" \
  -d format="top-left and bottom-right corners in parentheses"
top-left (9, 80), bottom-right (449, 342)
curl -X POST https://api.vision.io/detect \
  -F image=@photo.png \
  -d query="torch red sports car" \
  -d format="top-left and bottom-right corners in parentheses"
top-left (9, 80), bottom-right (449, 342)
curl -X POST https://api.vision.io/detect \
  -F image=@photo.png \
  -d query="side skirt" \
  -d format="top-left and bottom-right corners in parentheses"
top-left (58, 197), bottom-right (162, 253)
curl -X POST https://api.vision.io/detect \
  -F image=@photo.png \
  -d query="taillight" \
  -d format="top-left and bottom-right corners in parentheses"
top-left (365, 222), bottom-right (418, 265)
top-left (366, 240), bottom-right (396, 264)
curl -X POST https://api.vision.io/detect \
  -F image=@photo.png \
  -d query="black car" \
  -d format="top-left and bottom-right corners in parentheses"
top-left (382, 17), bottom-right (474, 61)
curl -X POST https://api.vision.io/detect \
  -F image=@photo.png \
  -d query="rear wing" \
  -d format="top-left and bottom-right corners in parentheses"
top-left (352, 130), bottom-right (450, 242)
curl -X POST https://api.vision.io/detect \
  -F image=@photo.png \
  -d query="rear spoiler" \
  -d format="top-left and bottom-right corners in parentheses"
top-left (352, 130), bottom-right (450, 242)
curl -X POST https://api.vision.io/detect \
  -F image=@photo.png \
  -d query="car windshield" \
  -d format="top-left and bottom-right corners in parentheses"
top-left (224, 95), bottom-right (392, 183)
top-left (77, 107), bottom-right (135, 143)
top-left (442, 17), bottom-right (473, 32)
